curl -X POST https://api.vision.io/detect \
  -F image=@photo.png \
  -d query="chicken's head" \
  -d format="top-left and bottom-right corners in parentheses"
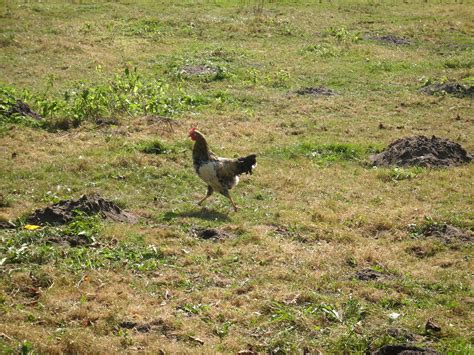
top-left (188, 127), bottom-right (198, 141)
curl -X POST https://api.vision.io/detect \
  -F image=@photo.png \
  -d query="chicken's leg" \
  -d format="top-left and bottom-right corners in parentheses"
top-left (223, 191), bottom-right (239, 212)
top-left (198, 186), bottom-right (213, 206)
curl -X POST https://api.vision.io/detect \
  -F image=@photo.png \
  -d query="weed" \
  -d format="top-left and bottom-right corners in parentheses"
top-left (0, 86), bottom-right (41, 127)
top-left (270, 302), bottom-right (297, 324)
top-left (63, 213), bottom-right (101, 243)
top-left (19, 340), bottom-right (34, 355)
top-left (138, 139), bottom-right (171, 155)
top-left (300, 44), bottom-right (342, 58)
top-left (268, 69), bottom-right (291, 88)
top-left (214, 321), bottom-right (232, 338)
top-left (178, 303), bottom-right (210, 316)
top-left (327, 332), bottom-right (369, 353)
top-left (343, 296), bottom-right (367, 323)
top-left (377, 167), bottom-right (424, 182)
top-left (326, 26), bottom-right (361, 44)
top-left (0, 32), bottom-right (17, 47)
top-left (123, 19), bottom-right (165, 39)
top-left (0, 215), bottom-right (166, 272)
top-left (305, 302), bottom-right (342, 323)
top-left (408, 216), bottom-right (438, 237)
top-left (2, 67), bottom-right (212, 129)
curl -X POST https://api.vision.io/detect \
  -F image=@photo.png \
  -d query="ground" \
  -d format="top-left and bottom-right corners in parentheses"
top-left (0, 1), bottom-right (473, 353)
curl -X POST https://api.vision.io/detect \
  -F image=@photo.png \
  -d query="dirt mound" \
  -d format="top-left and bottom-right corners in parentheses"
top-left (419, 81), bottom-right (473, 99)
top-left (372, 344), bottom-right (437, 355)
top-left (295, 86), bottom-right (336, 96)
top-left (422, 223), bottom-right (473, 244)
top-left (191, 227), bottom-right (230, 240)
top-left (370, 136), bottom-right (472, 168)
top-left (370, 34), bottom-right (411, 45)
top-left (27, 194), bottom-right (138, 226)
top-left (3, 99), bottom-right (43, 121)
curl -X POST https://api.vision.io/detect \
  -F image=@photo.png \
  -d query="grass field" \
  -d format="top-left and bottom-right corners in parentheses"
top-left (1, 1), bottom-right (473, 353)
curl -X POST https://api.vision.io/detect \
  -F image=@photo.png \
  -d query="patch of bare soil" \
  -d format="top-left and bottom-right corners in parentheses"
top-left (27, 194), bottom-right (138, 226)
top-left (407, 245), bottom-right (434, 259)
top-left (419, 81), bottom-right (473, 99)
top-left (2, 99), bottom-right (43, 120)
top-left (355, 269), bottom-right (393, 281)
top-left (370, 136), bottom-right (472, 168)
top-left (191, 227), bottom-right (230, 240)
top-left (295, 86), bottom-right (336, 96)
top-left (421, 224), bottom-right (473, 244)
top-left (46, 234), bottom-right (92, 247)
top-left (118, 319), bottom-right (175, 335)
top-left (369, 34), bottom-right (411, 45)
top-left (181, 65), bottom-right (217, 75)
top-left (386, 328), bottom-right (416, 342)
top-left (371, 344), bottom-right (437, 355)
top-left (96, 117), bottom-right (119, 126)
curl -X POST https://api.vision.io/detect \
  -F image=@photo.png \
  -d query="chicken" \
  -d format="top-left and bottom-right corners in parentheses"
top-left (188, 128), bottom-right (257, 211)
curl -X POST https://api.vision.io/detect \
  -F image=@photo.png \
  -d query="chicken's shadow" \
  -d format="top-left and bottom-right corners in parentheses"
top-left (163, 208), bottom-right (231, 222)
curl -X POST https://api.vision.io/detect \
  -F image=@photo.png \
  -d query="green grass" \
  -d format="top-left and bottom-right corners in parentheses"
top-left (0, 0), bottom-right (473, 353)
top-left (269, 142), bottom-right (381, 164)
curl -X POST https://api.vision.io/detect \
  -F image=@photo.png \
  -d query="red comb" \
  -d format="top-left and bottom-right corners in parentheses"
top-left (189, 127), bottom-right (197, 134)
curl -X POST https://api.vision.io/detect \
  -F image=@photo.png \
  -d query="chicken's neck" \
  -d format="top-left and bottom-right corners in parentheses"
top-left (192, 134), bottom-right (211, 164)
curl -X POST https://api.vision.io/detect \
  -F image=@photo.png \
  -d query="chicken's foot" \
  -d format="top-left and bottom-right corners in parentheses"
top-left (226, 193), bottom-right (239, 212)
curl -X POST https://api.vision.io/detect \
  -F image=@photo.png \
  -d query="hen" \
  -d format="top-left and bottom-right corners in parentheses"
top-left (188, 128), bottom-right (257, 211)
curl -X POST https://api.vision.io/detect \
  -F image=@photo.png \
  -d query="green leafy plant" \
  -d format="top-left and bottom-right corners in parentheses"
top-left (2, 67), bottom-right (212, 129)
top-left (214, 321), bottom-right (233, 338)
top-left (63, 213), bottom-right (102, 243)
top-left (326, 26), bottom-right (361, 43)
top-left (378, 167), bottom-right (424, 182)
top-left (270, 302), bottom-right (297, 324)
top-left (0, 86), bottom-right (42, 127)
top-left (178, 303), bottom-right (210, 315)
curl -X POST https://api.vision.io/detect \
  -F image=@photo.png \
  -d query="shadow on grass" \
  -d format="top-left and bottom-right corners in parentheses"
top-left (163, 208), bottom-right (231, 222)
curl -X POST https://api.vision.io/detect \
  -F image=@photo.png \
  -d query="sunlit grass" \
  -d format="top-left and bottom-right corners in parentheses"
top-left (0, 0), bottom-right (473, 353)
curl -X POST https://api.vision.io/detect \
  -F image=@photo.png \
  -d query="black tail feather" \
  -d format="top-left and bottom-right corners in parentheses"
top-left (237, 154), bottom-right (257, 175)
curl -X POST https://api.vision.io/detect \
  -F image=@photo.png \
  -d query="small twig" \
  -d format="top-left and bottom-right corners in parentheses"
top-left (188, 336), bottom-right (204, 345)
top-left (0, 332), bottom-right (13, 342)
top-left (448, 105), bottom-right (471, 111)
top-left (75, 274), bottom-right (86, 288)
